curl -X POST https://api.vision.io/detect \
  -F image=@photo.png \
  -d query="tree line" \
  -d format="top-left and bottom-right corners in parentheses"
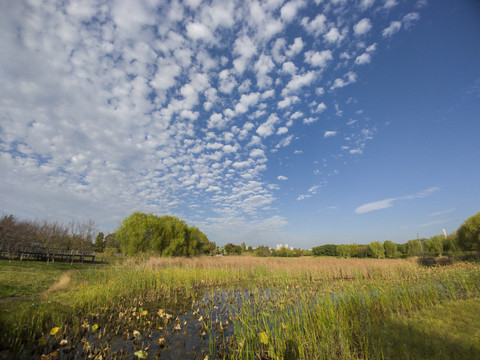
top-left (312, 211), bottom-right (480, 259)
top-left (0, 214), bottom-right (100, 254)
top-left (1, 210), bottom-right (478, 259)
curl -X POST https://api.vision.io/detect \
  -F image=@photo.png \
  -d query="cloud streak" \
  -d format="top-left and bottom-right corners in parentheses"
top-left (355, 187), bottom-right (440, 214)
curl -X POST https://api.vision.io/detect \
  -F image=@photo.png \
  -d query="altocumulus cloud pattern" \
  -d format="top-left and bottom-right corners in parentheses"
top-left (0, 0), bottom-right (426, 244)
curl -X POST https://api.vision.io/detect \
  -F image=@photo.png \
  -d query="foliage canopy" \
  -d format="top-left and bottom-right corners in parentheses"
top-left (457, 211), bottom-right (480, 251)
top-left (115, 212), bottom-right (209, 256)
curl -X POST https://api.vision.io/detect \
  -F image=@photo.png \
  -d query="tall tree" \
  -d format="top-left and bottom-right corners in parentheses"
top-left (457, 211), bottom-right (480, 251)
top-left (95, 232), bottom-right (105, 252)
top-left (369, 241), bottom-right (385, 258)
top-left (384, 240), bottom-right (397, 258)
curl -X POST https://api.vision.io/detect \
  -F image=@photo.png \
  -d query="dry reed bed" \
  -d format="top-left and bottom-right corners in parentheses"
top-left (141, 255), bottom-right (419, 281)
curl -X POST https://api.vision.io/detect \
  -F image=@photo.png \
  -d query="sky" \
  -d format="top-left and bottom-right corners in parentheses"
top-left (1, 0), bottom-right (479, 249)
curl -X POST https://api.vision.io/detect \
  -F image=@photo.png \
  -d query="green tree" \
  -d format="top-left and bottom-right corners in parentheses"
top-left (443, 233), bottom-right (458, 254)
top-left (254, 246), bottom-right (271, 257)
top-left (105, 233), bottom-right (119, 250)
top-left (406, 239), bottom-right (423, 257)
top-left (425, 235), bottom-right (443, 256)
top-left (384, 240), bottom-right (397, 259)
top-left (349, 244), bottom-right (360, 258)
top-left (115, 212), bottom-right (209, 256)
top-left (336, 244), bottom-right (352, 258)
top-left (95, 232), bottom-right (105, 252)
top-left (369, 241), bottom-right (385, 258)
top-left (457, 211), bottom-right (480, 251)
top-left (312, 244), bottom-right (338, 257)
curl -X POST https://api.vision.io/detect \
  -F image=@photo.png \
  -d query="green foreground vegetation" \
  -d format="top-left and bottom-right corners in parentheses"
top-left (1, 256), bottom-right (479, 359)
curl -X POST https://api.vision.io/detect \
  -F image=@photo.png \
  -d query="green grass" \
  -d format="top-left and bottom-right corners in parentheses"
top-left (0, 260), bottom-right (97, 298)
top-left (368, 298), bottom-right (480, 359)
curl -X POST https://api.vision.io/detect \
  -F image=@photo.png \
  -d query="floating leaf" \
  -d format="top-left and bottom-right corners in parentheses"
top-left (50, 327), bottom-right (60, 335)
top-left (133, 330), bottom-right (141, 340)
top-left (91, 324), bottom-right (99, 331)
top-left (259, 332), bottom-right (268, 345)
top-left (158, 337), bottom-right (166, 347)
top-left (174, 323), bottom-right (181, 331)
top-left (134, 350), bottom-right (147, 359)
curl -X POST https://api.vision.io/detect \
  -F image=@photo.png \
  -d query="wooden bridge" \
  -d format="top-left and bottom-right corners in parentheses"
top-left (0, 246), bottom-right (96, 263)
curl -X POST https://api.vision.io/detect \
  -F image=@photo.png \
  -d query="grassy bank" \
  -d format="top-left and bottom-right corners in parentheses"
top-left (0, 257), bottom-right (479, 359)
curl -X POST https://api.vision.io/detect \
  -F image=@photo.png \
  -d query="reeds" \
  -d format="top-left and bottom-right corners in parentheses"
top-left (1, 257), bottom-right (479, 359)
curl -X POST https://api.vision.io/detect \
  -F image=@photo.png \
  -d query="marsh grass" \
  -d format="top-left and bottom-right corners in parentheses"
top-left (1, 257), bottom-right (479, 359)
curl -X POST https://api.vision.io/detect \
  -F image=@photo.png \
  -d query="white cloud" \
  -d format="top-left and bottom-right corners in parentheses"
top-left (254, 54), bottom-right (275, 89)
top-left (281, 0), bottom-right (306, 22)
top-left (235, 92), bottom-right (261, 114)
top-left (324, 131), bottom-right (337, 138)
top-left (207, 113), bottom-right (228, 129)
top-left (305, 50), bottom-right (333, 68)
top-left (186, 22), bottom-right (214, 42)
top-left (383, 0), bottom-right (398, 9)
top-left (382, 21), bottom-right (402, 37)
top-left (277, 175), bottom-right (288, 181)
top-left (282, 61), bottom-right (297, 75)
top-left (324, 27), bottom-right (342, 44)
top-left (430, 208), bottom-right (455, 217)
top-left (353, 18), bottom-right (372, 36)
top-left (250, 149), bottom-right (265, 158)
top-left (355, 53), bottom-right (371, 65)
top-left (233, 34), bottom-right (257, 74)
top-left (276, 134), bottom-right (293, 148)
top-left (355, 187), bottom-right (440, 214)
top-left (291, 111), bottom-right (303, 119)
top-left (355, 198), bottom-right (395, 214)
top-left (403, 12), bottom-right (421, 28)
top-left (286, 37), bottom-right (304, 57)
top-left (301, 14), bottom-right (327, 36)
top-left (330, 71), bottom-right (357, 90)
top-left (359, 0), bottom-right (375, 10)
top-left (282, 71), bottom-right (316, 95)
top-left (303, 117), bottom-right (318, 124)
top-left (316, 102), bottom-right (327, 113)
top-left (257, 113), bottom-right (280, 138)
top-left (277, 127), bottom-right (288, 135)
top-left (218, 69), bottom-right (237, 94)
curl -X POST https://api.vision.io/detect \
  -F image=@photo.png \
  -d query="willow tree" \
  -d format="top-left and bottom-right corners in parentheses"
top-left (115, 211), bottom-right (209, 256)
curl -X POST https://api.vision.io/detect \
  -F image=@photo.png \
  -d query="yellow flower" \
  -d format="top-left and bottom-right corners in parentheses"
top-left (50, 327), bottom-right (60, 335)
top-left (259, 332), bottom-right (268, 345)
top-left (140, 310), bottom-right (148, 316)
top-left (92, 324), bottom-right (99, 331)
top-left (157, 309), bottom-right (164, 316)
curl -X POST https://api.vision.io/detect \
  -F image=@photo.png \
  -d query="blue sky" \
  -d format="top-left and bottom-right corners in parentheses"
top-left (1, 0), bottom-right (479, 248)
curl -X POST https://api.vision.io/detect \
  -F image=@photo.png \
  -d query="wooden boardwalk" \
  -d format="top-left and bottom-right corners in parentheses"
top-left (0, 246), bottom-right (96, 263)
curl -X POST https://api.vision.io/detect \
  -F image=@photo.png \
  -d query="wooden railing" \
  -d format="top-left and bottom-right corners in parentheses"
top-left (0, 246), bottom-right (96, 263)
